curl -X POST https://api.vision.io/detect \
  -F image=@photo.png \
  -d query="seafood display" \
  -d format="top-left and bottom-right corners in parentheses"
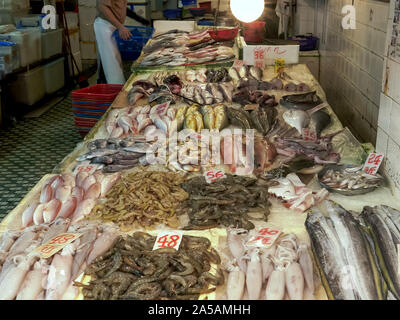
top-left (77, 232), bottom-right (224, 300)
top-left (139, 29), bottom-right (235, 67)
top-left (0, 219), bottom-right (118, 300)
top-left (306, 201), bottom-right (386, 300)
top-left (280, 91), bottom-right (323, 111)
top-left (274, 131), bottom-right (342, 164)
top-left (179, 175), bottom-right (271, 230)
top-left (89, 172), bottom-right (188, 231)
top-left (268, 173), bottom-right (329, 212)
top-left (319, 165), bottom-right (384, 194)
top-left (21, 172), bottom-right (120, 226)
top-left (225, 230), bottom-right (316, 300)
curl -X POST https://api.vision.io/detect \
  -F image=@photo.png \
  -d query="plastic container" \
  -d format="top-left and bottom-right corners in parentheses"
top-left (189, 8), bottom-right (206, 17)
top-left (243, 21), bottom-right (266, 43)
top-left (199, 1), bottom-right (211, 13)
top-left (113, 26), bottom-right (154, 60)
top-left (288, 35), bottom-right (319, 51)
top-left (8, 66), bottom-right (45, 105)
top-left (72, 84), bottom-right (123, 137)
top-left (0, 40), bottom-right (19, 72)
top-left (43, 57), bottom-right (65, 94)
top-left (182, 0), bottom-right (197, 5)
top-left (163, 9), bottom-right (182, 19)
top-left (197, 19), bottom-right (214, 26)
top-left (41, 28), bottom-right (63, 59)
top-left (208, 27), bottom-right (239, 41)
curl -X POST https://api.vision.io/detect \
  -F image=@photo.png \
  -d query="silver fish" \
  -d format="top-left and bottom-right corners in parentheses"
top-left (124, 143), bottom-right (152, 154)
top-left (249, 66), bottom-right (263, 81)
top-left (76, 149), bottom-right (119, 161)
top-left (282, 109), bottom-right (310, 134)
top-left (228, 67), bottom-right (240, 81)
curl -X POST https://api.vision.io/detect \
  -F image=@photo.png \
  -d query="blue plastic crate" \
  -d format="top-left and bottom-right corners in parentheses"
top-left (197, 19), bottom-right (214, 26)
top-left (163, 9), bottom-right (182, 19)
top-left (182, 0), bottom-right (197, 5)
top-left (113, 26), bottom-right (154, 61)
top-left (288, 35), bottom-right (319, 51)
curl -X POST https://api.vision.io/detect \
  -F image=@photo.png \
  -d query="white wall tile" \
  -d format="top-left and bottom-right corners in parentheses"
top-left (378, 93), bottom-right (393, 132)
top-left (376, 126), bottom-right (389, 155)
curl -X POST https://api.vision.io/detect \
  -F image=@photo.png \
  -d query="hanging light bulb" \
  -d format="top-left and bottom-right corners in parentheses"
top-left (230, 0), bottom-right (265, 23)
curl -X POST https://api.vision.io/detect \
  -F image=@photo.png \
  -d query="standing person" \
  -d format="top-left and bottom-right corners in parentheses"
top-left (94, 0), bottom-right (132, 84)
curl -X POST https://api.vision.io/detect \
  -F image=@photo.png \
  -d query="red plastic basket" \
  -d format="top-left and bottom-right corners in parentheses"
top-left (243, 21), bottom-right (266, 43)
top-left (72, 84), bottom-right (123, 137)
top-left (208, 28), bottom-right (239, 41)
top-left (199, 1), bottom-right (211, 13)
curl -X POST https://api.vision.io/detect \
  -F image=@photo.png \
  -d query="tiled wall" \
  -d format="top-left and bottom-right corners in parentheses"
top-left (376, 0), bottom-right (400, 192)
top-left (294, 0), bottom-right (388, 145)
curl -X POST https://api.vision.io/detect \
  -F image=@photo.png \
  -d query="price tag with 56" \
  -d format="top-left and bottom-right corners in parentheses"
top-left (247, 226), bottom-right (282, 248)
top-left (153, 231), bottom-right (183, 251)
top-left (204, 169), bottom-right (226, 184)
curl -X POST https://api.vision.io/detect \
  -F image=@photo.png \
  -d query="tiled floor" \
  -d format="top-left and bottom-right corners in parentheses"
top-left (0, 94), bottom-right (82, 220)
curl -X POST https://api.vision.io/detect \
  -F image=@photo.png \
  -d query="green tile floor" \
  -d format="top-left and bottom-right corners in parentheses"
top-left (0, 95), bottom-right (82, 220)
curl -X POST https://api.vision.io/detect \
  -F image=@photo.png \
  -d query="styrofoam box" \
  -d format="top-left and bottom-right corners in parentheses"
top-left (0, 0), bottom-right (29, 11)
top-left (69, 51), bottom-right (82, 76)
top-left (8, 66), bottom-right (45, 106)
top-left (0, 44), bottom-right (19, 73)
top-left (79, 22), bottom-right (95, 42)
top-left (153, 20), bottom-right (195, 33)
top-left (65, 12), bottom-right (79, 29)
top-left (241, 37), bottom-right (300, 66)
top-left (80, 41), bottom-right (97, 60)
top-left (44, 57), bottom-right (65, 94)
top-left (68, 29), bottom-right (81, 55)
top-left (42, 28), bottom-right (63, 60)
top-left (78, 6), bottom-right (97, 24)
top-left (0, 28), bottom-right (42, 67)
top-left (78, 0), bottom-right (97, 7)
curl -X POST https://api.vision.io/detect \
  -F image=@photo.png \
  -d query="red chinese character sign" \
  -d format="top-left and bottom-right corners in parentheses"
top-left (247, 227), bottom-right (282, 249)
top-left (204, 169), bottom-right (226, 184)
top-left (32, 233), bottom-right (82, 259)
top-left (363, 153), bottom-right (384, 175)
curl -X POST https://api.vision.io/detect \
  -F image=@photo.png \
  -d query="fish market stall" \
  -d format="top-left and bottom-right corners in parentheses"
top-left (1, 59), bottom-right (400, 301)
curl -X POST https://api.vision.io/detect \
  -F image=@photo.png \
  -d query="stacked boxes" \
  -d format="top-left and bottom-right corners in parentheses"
top-left (78, 0), bottom-right (97, 60)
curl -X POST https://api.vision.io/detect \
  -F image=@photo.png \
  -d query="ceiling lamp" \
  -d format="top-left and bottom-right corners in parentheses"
top-left (230, 0), bottom-right (265, 23)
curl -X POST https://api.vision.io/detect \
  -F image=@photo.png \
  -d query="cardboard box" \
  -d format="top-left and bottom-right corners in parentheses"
top-left (80, 41), bottom-right (97, 60)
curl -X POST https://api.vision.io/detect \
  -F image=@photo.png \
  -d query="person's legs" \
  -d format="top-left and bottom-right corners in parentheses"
top-left (94, 17), bottom-right (125, 84)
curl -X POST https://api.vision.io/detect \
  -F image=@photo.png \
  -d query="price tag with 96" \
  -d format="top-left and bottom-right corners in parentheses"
top-left (204, 169), bottom-right (226, 184)
top-left (247, 226), bottom-right (281, 249)
top-left (153, 231), bottom-right (183, 251)
top-left (32, 233), bottom-right (82, 259)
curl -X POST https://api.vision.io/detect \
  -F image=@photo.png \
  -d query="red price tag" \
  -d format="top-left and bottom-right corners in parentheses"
top-left (204, 169), bottom-right (226, 184)
top-left (363, 153), bottom-right (384, 175)
top-left (74, 161), bottom-right (99, 175)
top-left (302, 128), bottom-right (317, 141)
top-left (32, 233), bottom-right (82, 259)
top-left (254, 48), bottom-right (265, 69)
top-left (233, 60), bottom-right (244, 71)
top-left (153, 231), bottom-right (183, 251)
top-left (247, 226), bottom-right (281, 249)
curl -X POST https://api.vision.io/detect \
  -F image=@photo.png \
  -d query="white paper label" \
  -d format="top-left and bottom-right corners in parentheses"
top-left (247, 226), bottom-right (281, 248)
top-left (74, 161), bottom-right (100, 175)
top-left (204, 169), bottom-right (226, 184)
top-left (363, 153), bottom-right (384, 175)
top-left (153, 231), bottom-right (183, 251)
top-left (33, 233), bottom-right (82, 259)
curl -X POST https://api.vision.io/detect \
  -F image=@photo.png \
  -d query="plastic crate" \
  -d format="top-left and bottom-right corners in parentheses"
top-left (189, 8), bottom-right (206, 17)
top-left (289, 35), bottom-right (319, 51)
top-left (182, 0), bottom-right (197, 5)
top-left (72, 84), bottom-right (123, 136)
top-left (113, 26), bottom-right (154, 61)
top-left (163, 9), bottom-right (182, 19)
top-left (197, 19), bottom-right (214, 26)
top-left (199, 1), bottom-right (211, 13)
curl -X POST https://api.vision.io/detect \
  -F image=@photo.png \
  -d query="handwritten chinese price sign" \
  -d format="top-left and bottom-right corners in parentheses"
top-left (204, 169), bottom-right (226, 184)
top-left (33, 233), bottom-right (82, 259)
top-left (74, 161), bottom-right (99, 175)
top-left (233, 60), bottom-right (244, 71)
top-left (153, 231), bottom-right (183, 251)
top-left (302, 128), bottom-right (317, 141)
top-left (247, 227), bottom-right (281, 248)
top-left (363, 153), bottom-right (384, 175)
top-left (254, 47), bottom-right (265, 68)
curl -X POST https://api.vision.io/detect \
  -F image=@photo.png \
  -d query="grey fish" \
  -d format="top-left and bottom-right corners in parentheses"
top-left (87, 139), bottom-right (107, 151)
top-left (124, 143), bottom-right (152, 154)
top-left (91, 156), bottom-right (114, 165)
top-left (305, 208), bottom-right (358, 300)
top-left (201, 89), bottom-right (214, 105)
top-left (280, 91), bottom-right (323, 111)
top-left (103, 164), bottom-right (138, 173)
top-left (326, 202), bottom-right (381, 300)
top-left (226, 107), bottom-right (252, 129)
top-left (113, 151), bottom-right (143, 161)
top-left (77, 149), bottom-right (119, 161)
top-left (219, 83), bottom-right (233, 103)
top-left (228, 67), bottom-right (240, 82)
top-left (310, 110), bottom-right (331, 138)
top-left (249, 66), bottom-right (263, 81)
top-left (194, 87), bottom-right (205, 105)
top-left (361, 206), bottom-right (400, 298)
top-left (113, 159), bottom-right (140, 166)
